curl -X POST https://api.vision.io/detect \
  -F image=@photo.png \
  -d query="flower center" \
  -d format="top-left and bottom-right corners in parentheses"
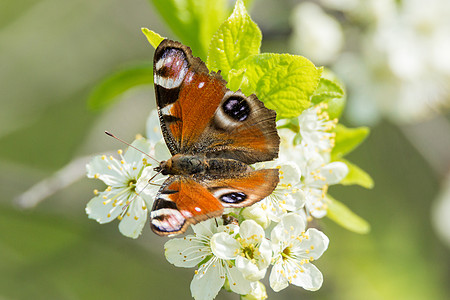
top-left (243, 244), bottom-right (256, 260)
top-left (127, 179), bottom-right (137, 192)
top-left (281, 246), bottom-right (291, 260)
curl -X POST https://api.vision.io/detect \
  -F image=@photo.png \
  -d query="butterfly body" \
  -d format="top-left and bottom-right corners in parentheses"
top-left (150, 39), bottom-right (280, 236)
top-left (156, 154), bottom-right (252, 176)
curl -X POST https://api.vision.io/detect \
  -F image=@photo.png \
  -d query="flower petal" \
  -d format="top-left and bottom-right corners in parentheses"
top-left (154, 140), bottom-right (172, 161)
top-left (86, 156), bottom-right (125, 186)
top-left (227, 265), bottom-right (253, 295)
top-left (320, 161), bottom-right (348, 184)
top-left (146, 109), bottom-right (163, 143)
top-left (258, 239), bottom-right (273, 269)
top-left (277, 161), bottom-right (301, 185)
top-left (235, 256), bottom-right (266, 281)
top-left (271, 213), bottom-right (306, 245)
top-left (242, 281), bottom-right (267, 300)
top-left (211, 232), bottom-right (240, 260)
top-left (123, 138), bottom-right (151, 168)
top-left (136, 166), bottom-right (166, 204)
top-left (165, 236), bottom-right (208, 268)
top-left (239, 220), bottom-right (265, 242)
top-left (191, 259), bottom-right (225, 300)
top-left (86, 193), bottom-right (123, 224)
top-left (269, 260), bottom-right (289, 292)
top-left (118, 197), bottom-right (148, 238)
top-left (290, 262), bottom-right (323, 291)
top-left (241, 203), bottom-right (271, 229)
top-left (192, 218), bottom-right (220, 237)
top-left (298, 228), bottom-right (329, 260)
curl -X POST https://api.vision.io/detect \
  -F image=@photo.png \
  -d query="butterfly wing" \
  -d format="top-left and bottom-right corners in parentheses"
top-left (153, 39), bottom-right (279, 164)
top-left (150, 169), bottom-right (279, 236)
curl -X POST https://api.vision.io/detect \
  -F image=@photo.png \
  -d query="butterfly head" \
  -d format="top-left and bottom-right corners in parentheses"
top-left (154, 159), bottom-right (171, 176)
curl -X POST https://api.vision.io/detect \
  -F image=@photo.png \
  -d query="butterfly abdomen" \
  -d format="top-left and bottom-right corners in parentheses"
top-left (159, 154), bottom-right (252, 176)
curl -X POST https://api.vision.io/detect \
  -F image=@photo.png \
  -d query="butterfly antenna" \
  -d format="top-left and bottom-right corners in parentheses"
top-left (104, 131), bottom-right (159, 164)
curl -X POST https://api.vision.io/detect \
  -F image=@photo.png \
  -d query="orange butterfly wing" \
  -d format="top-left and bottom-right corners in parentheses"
top-left (150, 169), bottom-right (279, 236)
top-left (153, 40), bottom-right (279, 164)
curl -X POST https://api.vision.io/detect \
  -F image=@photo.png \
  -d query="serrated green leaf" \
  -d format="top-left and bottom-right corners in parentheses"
top-left (332, 124), bottom-right (369, 159)
top-left (233, 53), bottom-right (321, 119)
top-left (150, 0), bottom-right (228, 59)
top-left (88, 63), bottom-right (152, 111)
top-left (338, 158), bottom-right (374, 189)
top-left (207, 0), bottom-right (261, 77)
top-left (311, 77), bottom-right (346, 119)
top-left (141, 28), bottom-right (165, 49)
top-left (326, 195), bottom-right (371, 234)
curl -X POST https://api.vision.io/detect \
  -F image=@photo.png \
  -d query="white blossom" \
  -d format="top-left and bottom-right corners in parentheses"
top-left (244, 161), bottom-right (305, 225)
top-left (86, 137), bottom-right (154, 238)
top-left (241, 281), bottom-right (268, 300)
top-left (233, 220), bottom-right (272, 281)
top-left (270, 214), bottom-right (329, 292)
top-left (298, 103), bottom-right (337, 153)
top-left (300, 150), bottom-right (348, 218)
top-left (164, 219), bottom-right (253, 300)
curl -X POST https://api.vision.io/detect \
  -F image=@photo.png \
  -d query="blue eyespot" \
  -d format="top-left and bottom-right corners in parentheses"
top-left (222, 97), bottom-right (250, 121)
top-left (220, 192), bottom-right (247, 203)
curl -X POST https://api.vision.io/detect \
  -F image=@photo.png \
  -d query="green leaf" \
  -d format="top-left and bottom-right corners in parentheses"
top-left (311, 77), bottom-right (346, 119)
top-left (332, 124), bottom-right (370, 159)
top-left (141, 28), bottom-right (165, 49)
top-left (326, 195), bottom-right (371, 234)
top-left (88, 63), bottom-right (153, 110)
top-left (233, 53), bottom-right (321, 119)
top-left (150, 0), bottom-right (229, 59)
top-left (338, 158), bottom-right (374, 189)
top-left (207, 0), bottom-right (261, 78)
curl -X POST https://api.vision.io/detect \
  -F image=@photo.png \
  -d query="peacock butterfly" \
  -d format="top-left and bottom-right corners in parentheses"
top-left (150, 39), bottom-right (280, 236)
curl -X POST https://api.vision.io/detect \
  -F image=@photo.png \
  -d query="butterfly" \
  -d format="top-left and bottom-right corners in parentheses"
top-left (150, 39), bottom-right (280, 236)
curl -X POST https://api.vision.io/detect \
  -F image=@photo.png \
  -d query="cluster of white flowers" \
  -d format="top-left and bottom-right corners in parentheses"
top-left (291, 0), bottom-right (450, 124)
top-left (86, 105), bottom-right (348, 299)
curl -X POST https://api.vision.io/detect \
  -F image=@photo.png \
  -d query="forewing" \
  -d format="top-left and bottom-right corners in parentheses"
top-left (153, 40), bottom-right (279, 163)
top-left (153, 39), bottom-right (226, 155)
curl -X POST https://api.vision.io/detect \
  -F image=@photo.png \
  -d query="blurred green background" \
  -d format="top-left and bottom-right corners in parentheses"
top-left (1, 0), bottom-right (449, 299)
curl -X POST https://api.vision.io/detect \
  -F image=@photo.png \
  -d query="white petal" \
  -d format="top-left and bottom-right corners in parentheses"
top-left (241, 203), bottom-right (271, 229)
top-left (123, 138), bottom-right (152, 167)
top-left (320, 161), bottom-right (348, 184)
top-left (290, 262), bottom-right (323, 291)
top-left (271, 213), bottom-right (306, 245)
top-left (118, 197), bottom-right (148, 238)
top-left (269, 260), bottom-right (289, 292)
top-left (217, 223), bottom-right (239, 236)
top-left (192, 218), bottom-right (220, 237)
top-left (245, 281), bottom-right (267, 300)
top-left (136, 166), bottom-right (166, 205)
top-left (258, 239), bottom-right (273, 269)
top-left (85, 193), bottom-right (123, 224)
top-left (305, 190), bottom-right (328, 218)
top-left (86, 156), bottom-right (125, 186)
top-left (165, 236), bottom-right (207, 268)
top-left (191, 259), bottom-right (225, 300)
top-left (239, 220), bottom-right (265, 242)
top-left (210, 232), bottom-right (240, 260)
top-left (298, 228), bottom-right (329, 260)
top-left (227, 265), bottom-right (253, 295)
top-left (235, 256), bottom-right (266, 281)
top-left (145, 109), bottom-right (163, 143)
top-left (277, 161), bottom-right (301, 185)
top-left (154, 140), bottom-right (172, 161)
